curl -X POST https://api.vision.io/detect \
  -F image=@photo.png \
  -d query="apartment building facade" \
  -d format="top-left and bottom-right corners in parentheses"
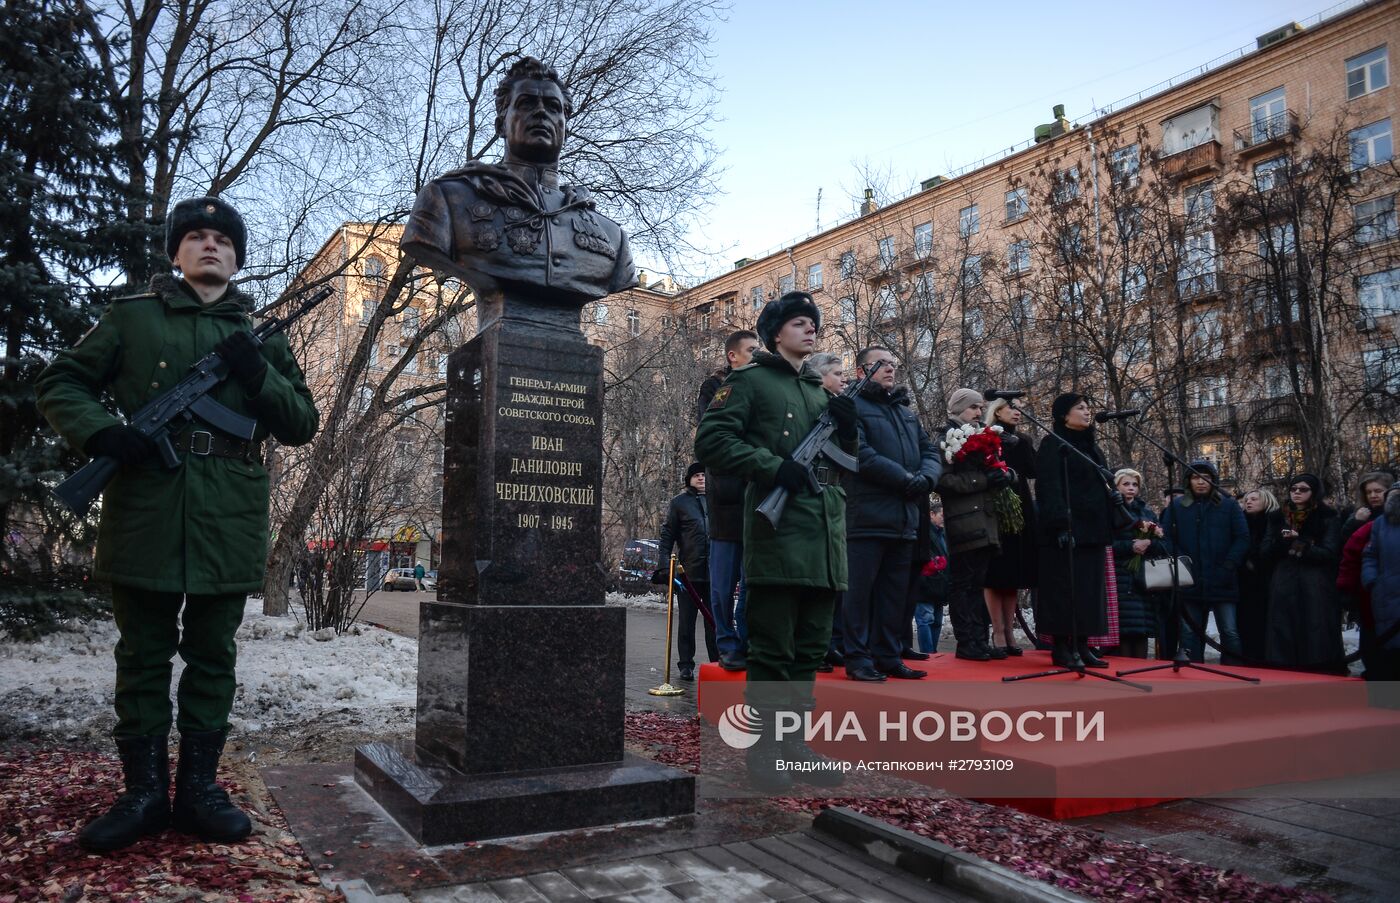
top-left (667, 0), bottom-right (1399, 494)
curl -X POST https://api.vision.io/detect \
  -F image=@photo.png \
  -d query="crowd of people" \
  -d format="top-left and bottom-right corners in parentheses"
top-left (657, 294), bottom-right (1400, 703)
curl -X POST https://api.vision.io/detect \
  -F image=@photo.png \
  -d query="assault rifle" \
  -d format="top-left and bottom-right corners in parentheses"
top-left (53, 285), bottom-right (335, 515)
top-left (755, 359), bottom-right (887, 528)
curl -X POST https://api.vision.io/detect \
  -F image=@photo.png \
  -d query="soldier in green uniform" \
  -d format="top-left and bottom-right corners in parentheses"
top-left (695, 292), bottom-right (857, 791)
top-left (36, 197), bottom-right (319, 852)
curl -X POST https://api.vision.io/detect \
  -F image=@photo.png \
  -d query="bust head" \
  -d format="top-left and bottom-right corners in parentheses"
top-left (495, 57), bottom-right (573, 165)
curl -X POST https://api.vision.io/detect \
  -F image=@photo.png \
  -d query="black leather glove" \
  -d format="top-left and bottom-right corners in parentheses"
top-left (986, 469), bottom-right (1013, 489)
top-left (84, 424), bottom-right (157, 467)
top-left (214, 330), bottom-right (268, 393)
top-left (1109, 489), bottom-right (1126, 508)
top-left (827, 395), bottom-right (858, 441)
top-left (650, 568), bottom-right (667, 586)
top-left (1057, 531), bottom-right (1076, 550)
top-left (903, 474), bottom-right (930, 499)
top-left (775, 459), bottom-right (809, 493)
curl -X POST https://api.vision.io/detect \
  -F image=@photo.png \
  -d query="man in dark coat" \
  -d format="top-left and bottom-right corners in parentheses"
top-left (696, 329), bottom-right (759, 672)
top-left (1160, 459), bottom-right (1249, 664)
top-left (695, 292), bottom-right (855, 791)
top-left (841, 346), bottom-right (941, 680)
top-left (653, 463), bottom-right (717, 679)
top-left (934, 388), bottom-right (1012, 660)
top-left (36, 197), bottom-right (319, 852)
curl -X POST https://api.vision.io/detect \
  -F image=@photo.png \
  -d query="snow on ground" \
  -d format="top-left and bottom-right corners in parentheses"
top-left (0, 598), bottom-right (418, 747)
top-left (605, 590), bottom-right (664, 611)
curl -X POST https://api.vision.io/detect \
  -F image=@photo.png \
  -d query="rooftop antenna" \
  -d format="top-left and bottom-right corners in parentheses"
top-left (815, 187), bottom-right (822, 230)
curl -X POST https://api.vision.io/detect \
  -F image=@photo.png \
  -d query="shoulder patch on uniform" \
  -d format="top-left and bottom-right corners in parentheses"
top-left (708, 385), bottom-right (733, 410)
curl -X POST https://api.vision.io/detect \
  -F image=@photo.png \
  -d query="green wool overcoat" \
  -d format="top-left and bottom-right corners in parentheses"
top-left (36, 274), bottom-right (319, 594)
top-left (694, 351), bottom-right (854, 590)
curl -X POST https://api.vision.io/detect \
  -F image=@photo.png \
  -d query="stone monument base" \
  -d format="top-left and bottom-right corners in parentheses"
top-left (354, 742), bottom-right (695, 845)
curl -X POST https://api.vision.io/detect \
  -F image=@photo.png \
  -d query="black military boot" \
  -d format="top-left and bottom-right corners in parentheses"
top-left (78, 734), bottom-right (171, 853)
top-left (783, 700), bottom-right (846, 788)
top-left (744, 710), bottom-right (794, 794)
top-left (172, 729), bottom-right (252, 843)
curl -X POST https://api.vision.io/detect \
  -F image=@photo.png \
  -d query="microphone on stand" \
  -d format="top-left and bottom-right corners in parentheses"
top-left (1094, 409), bottom-right (1141, 423)
top-left (983, 389), bottom-right (1027, 401)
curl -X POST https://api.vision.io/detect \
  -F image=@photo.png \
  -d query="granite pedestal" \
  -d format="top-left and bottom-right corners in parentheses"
top-left (355, 312), bottom-right (694, 843)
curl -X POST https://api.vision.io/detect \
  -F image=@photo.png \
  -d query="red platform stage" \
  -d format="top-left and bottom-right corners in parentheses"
top-left (697, 651), bottom-right (1400, 820)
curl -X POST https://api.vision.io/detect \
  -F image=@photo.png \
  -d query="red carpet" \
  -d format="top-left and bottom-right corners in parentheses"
top-left (697, 652), bottom-right (1400, 819)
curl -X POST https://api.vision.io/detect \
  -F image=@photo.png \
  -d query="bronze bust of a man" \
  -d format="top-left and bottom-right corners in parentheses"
top-left (401, 57), bottom-right (636, 327)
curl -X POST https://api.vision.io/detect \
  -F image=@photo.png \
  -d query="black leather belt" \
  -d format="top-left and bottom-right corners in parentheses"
top-left (812, 462), bottom-right (840, 487)
top-left (174, 427), bottom-right (263, 463)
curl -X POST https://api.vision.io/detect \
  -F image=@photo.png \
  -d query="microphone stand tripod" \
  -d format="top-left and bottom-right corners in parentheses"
top-left (1113, 421), bottom-right (1260, 683)
top-left (1000, 403), bottom-right (1150, 691)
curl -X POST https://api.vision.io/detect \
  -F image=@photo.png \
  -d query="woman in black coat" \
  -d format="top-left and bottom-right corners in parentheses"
top-left (1109, 468), bottom-right (1165, 659)
top-left (1263, 473), bottom-right (1344, 673)
top-left (1035, 394), bottom-right (1118, 668)
top-left (982, 399), bottom-right (1037, 656)
top-left (1238, 487), bottom-right (1280, 664)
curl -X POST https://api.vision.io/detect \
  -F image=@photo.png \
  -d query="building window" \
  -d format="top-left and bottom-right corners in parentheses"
top-left (1005, 187), bottom-right (1029, 222)
top-left (958, 204), bottom-right (979, 238)
top-left (1364, 347), bottom-right (1400, 392)
top-left (1161, 103), bottom-right (1219, 155)
top-left (1369, 422), bottom-right (1400, 462)
top-left (360, 299), bottom-right (376, 324)
top-left (912, 273), bottom-right (936, 305)
top-left (1059, 281), bottom-right (1085, 314)
top-left (1056, 224), bottom-right (1084, 259)
top-left (1184, 181), bottom-right (1214, 225)
top-left (698, 305), bottom-right (712, 332)
top-left (877, 237), bottom-right (896, 268)
top-left (1190, 375), bottom-right (1228, 408)
top-left (961, 255), bottom-right (982, 288)
top-left (913, 222), bottom-right (933, 258)
top-left (1347, 46), bottom-right (1389, 99)
top-left (1359, 268), bottom-right (1400, 317)
top-left (965, 307), bottom-right (984, 340)
top-left (627, 308), bottom-right (641, 336)
top-left (1007, 239), bottom-right (1031, 275)
top-left (368, 342), bottom-right (380, 369)
top-left (1258, 223), bottom-right (1297, 258)
top-left (1178, 230), bottom-right (1217, 297)
top-left (403, 348), bottom-right (418, 374)
top-left (839, 251), bottom-right (857, 280)
top-left (1195, 439), bottom-right (1231, 480)
top-left (1254, 156), bottom-right (1288, 191)
top-left (876, 285), bottom-right (898, 321)
top-left (807, 263), bottom-right (823, 290)
top-left (1355, 195), bottom-right (1397, 244)
top-left (1123, 264), bottom-right (1148, 302)
top-left (1261, 362), bottom-right (1291, 397)
top-left (723, 298), bottom-right (735, 322)
top-left (1010, 293), bottom-right (1034, 330)
top-left (777, 273), bottom-right (794, 296)
top-left (364, 255), bottom-right (386, 282)
top-left (1248, 87), bottom-right (1287, 144)
top-left (1264, 434), bottom-right (1302, 480)
top-left (592, 302), bottom-right (609, 325)
top-left (1108, 144), bottom-right (1140, 187)
top-left (750, 285), bottom-right (764, 309)
top-left (1191, 308), bottom-right (1224, 359)
top-left (1350, 119), bottom-right (1393, 170)
top-left (438, 353), bottom-right (448, 379)
top-left (402, 305), bottom-right (419, 335)
top-left (839, 296), bottom-right (857, 324)
top-left (1053, 166), bottom-right (1080, 204)
top-left (1115, 205), bottom-right (1143, 241)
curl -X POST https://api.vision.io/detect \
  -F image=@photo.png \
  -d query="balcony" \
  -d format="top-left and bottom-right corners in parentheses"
top-left (1177, 272), bottom-right (1222, 301)
top-left (1240, 394), bottom-right (1308, 427)
top-left (1186, 403), bottom-right (1236, 435)
top-left (1157, 139), bottom-right (1223, 181)
top-left (1233, 110), bottom-right (1300, 158)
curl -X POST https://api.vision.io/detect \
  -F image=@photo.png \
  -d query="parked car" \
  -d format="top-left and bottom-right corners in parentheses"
top-left (618, 539), bottom-right (660, 594)
top-left (383, 567), bottom-right (418, 591)
top-left (423, 569), bottom-right (438, 590)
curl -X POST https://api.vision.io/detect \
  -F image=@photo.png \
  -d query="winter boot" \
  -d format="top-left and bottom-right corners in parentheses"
top-left (1051, 636), bottom-right (1084, 669)
top-left (172, 729), bottom-right (252, 843)
top-left (783, 700), bottom-right (847, 788)
top-left (78, 734), bottom-right (171, 853)
top-left (744, 709), bottom-right (795, 794)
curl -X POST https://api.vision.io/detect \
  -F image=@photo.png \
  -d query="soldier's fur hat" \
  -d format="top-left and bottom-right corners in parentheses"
top-left (756, 291), bottom-right (821, 352)
top-left (166, 196), bottom-right (247, 268)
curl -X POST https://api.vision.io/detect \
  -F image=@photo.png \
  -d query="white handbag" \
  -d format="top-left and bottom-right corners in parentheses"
top-left (1142, 555), bottom-right (1194, 590)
